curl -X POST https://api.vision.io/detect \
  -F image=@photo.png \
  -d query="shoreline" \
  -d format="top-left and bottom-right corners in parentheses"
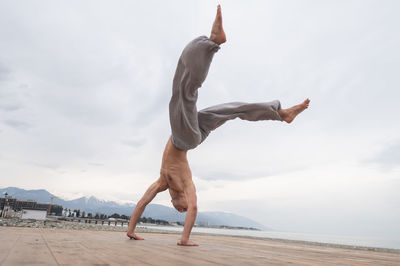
top-left (1, 218), bottom-right (399, 254)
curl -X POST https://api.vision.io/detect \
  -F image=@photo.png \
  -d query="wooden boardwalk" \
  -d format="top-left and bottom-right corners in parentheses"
top-left (0, 227), bottom-right (399, 265)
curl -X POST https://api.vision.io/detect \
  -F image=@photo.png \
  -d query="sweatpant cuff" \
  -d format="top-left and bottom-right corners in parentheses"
top-left (199, 35), bottom-right (221, 52)
top-left (275, 100), bottom-right (283, 121)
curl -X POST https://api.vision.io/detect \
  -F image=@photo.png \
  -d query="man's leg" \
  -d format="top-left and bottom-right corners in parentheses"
top-left (169, 5), bottom-right (226, 151)
top-left (198, 99), bottom-right (310, 143)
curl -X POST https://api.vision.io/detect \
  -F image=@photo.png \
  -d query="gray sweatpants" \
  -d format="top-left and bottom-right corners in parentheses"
top-left (169, 36), bottom-right (283, 150)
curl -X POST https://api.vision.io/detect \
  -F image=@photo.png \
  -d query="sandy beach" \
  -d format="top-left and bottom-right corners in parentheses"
top-left (1, 226), bottom-right (399, 266)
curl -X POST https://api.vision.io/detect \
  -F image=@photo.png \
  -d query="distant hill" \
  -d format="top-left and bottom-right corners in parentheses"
top-left (0, 187), bottom-right (270, 230)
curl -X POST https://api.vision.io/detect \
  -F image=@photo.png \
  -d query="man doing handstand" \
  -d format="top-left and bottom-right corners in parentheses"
top-left (127, 5), bottom-right (310, 246)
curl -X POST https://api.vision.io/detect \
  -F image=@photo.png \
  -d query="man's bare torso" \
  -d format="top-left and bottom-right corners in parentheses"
top-left (160, 138), bottom-right (193, 211)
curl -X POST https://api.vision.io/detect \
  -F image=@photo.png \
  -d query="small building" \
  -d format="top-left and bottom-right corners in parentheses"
top-left (21, 209), bottom-right (47, 220)
top-left (0, 196), bottom-right (63, 216)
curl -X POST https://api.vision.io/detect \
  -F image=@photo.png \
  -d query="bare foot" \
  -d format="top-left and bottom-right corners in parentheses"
top-left (177, 240), bottom-right (199, 246)
top-left (278, 99), bottom-right (310, 123)
top-left (209, 5), bottom-right (226, 45)
top-left (127, 232), bottom-right (144, 240)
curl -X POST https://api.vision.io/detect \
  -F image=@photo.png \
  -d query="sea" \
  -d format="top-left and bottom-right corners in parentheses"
top-left (139, 225), bottom-right (400, 250)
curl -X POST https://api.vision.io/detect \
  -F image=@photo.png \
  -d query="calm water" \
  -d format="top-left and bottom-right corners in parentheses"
top-left (140, 225), bottom-right (400, 250)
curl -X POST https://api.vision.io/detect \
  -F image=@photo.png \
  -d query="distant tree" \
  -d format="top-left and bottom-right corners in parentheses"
top-left (95, 213), bottom-right (100, 219)
top-left (81, 211), bottom-right (86, 218)
top-left (87, 213), bottom-right (92, 218)
top-left (120, 215), bottom-right (129, 220)
top-left (155, 219), bottom-right (169, 225)
top-left (144, 217), bottom-right (154, 223)
top-left (138, 217), bottom-right (168, 224)
top-left (100, 214), bottom-right (105, 219)
top-left (110, 213), bottom-right (120, 218)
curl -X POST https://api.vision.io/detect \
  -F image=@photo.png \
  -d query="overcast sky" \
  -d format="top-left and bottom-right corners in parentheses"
top-left (1, 0), bottom-right (399, 239)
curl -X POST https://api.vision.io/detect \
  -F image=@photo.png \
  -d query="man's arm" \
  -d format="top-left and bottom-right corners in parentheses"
top-left (178, 182), bottom-right (198, 246)
top-left (126, 177), bottom-right (167, 239)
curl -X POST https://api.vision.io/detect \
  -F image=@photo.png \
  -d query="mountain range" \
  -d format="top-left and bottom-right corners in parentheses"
top-left (0, 187), bottom-right (270, 230)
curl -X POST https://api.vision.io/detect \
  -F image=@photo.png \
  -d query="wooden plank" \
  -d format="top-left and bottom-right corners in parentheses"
top-left (0, 228), bottom-right (58, 266)
top-left (0, 227), bottom-right (21, 265)
top-left (39, 228), bottom-right (110, 265)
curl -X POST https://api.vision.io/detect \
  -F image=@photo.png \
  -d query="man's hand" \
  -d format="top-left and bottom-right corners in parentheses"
top-left (127, 233), bottom-right (144, 240)
top-left (177, 240), bottom-right (199, 246)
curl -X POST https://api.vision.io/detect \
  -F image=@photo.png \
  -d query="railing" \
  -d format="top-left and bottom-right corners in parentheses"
top-left (62, 217), bottom-right (129, 227)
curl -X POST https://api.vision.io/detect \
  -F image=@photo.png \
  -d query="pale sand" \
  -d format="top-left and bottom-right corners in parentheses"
top-left (0, 227), bottom-right (399, 265)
